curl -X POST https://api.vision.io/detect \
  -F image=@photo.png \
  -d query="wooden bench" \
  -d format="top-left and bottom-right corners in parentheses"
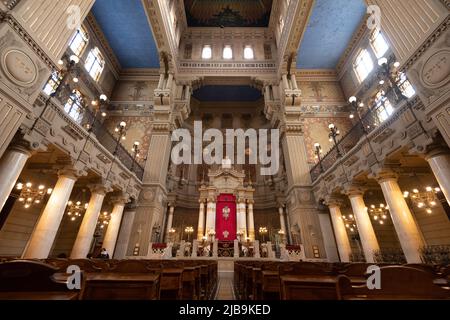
top-left (337, 266), bottom-right (450, 300)
top-left (80, 272), bottom-right (160, 300)
top-left (0, 260), bottom-right (79, 300)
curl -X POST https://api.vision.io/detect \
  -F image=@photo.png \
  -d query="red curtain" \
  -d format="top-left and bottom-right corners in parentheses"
top-left (215, 194), bottom-right (236, 241)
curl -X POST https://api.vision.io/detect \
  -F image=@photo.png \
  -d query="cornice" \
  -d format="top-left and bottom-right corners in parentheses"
top-left (119, 68), bottom-right (161, 81)
top-left (296, 69), bottom-right (338, 82)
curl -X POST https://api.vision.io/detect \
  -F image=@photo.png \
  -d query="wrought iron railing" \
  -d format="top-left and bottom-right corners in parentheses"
top-left (46, 88), bottom-right (144, 180)
top-left (310, 97), bottom-right (417, 182)
top-left (80, 109), bottom-right (144, 180)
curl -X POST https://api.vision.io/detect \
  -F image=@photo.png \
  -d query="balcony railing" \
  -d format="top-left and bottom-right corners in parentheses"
top-left (45, 88), bottom-right (144, 181)
top-left (310, 96), bottom-right (419, 182)
top-left (81, 109), bottom-right (144, 180)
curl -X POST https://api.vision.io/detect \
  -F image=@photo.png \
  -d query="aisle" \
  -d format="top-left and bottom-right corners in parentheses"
top-left (214, 272), bottom-right (236, 300)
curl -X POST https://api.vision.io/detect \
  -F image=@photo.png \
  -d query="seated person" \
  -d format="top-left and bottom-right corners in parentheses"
top-left (97, 248), bottom-right (110, 259)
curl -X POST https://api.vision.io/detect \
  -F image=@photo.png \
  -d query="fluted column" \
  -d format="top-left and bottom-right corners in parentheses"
top-left (328, 200), bottom-right (352, 262)
top-left (279, 206), bottom-right (287, 235)
top-left (375, 171), bottom-right (425, 263)
top-left (114, 207), bottom-right (136, 259)
top-left (197, 200), bottom-right (206, 240)
top-left (237, 199), bottom-right (247, 238)
top-left (70, 185), bottom-right (108, 259)
top-left (346, 188), bottom-right (380, 263)
top-left (205, 198), bottom-right (216, 239)
top-left (103, 195), bottom-right (128, 256)
top-left (0, 143), bottom-right (32, 212)
top-left (165, 205), bottom-right (175, 241)
top-left (425, 147), bottom-right (450, 206)
top-left (247, 200), bottom-right (255, 240)
top-left (23, 169), bottom-right (78, 259)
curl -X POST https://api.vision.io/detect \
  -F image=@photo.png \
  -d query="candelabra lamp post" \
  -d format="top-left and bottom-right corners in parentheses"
top-left (328, 123), bottom-right (342, 158)
top-left (259, 226), bottom-right (268, 243)
top-left (314, 143), bottom-right (324, 173)
top-left (377, 57), bottom-right (406, 105)
top-left (113, 121), bottom-right (127, 156)
top-left (185, 226), bottom-right (194, 242)
top-left (52, 54), bottom-right (80, 98)
top-left (86, 94), bottom-right (108, 132)
top-left (131, 141), bottom-right (141, 171)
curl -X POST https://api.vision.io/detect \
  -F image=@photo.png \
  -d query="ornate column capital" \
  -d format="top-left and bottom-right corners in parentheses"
top-left (343, 184), bottom-right (367, 198)
top-left (87, 183), bottom-right (111, 196)
top-left (57, 167), bottom-right (84, 180)
top-left (111, 192), bottom-right (130, 206)
top-left (369, 167), bottom-right (399, 184)
top-left (324, 196), bottom-right (344, 208)
top-left (424, 144), bottom-right (450, 160)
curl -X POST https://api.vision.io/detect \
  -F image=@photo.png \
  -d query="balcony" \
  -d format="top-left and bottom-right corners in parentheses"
top-left (310, 95), bottom-right (421, 183)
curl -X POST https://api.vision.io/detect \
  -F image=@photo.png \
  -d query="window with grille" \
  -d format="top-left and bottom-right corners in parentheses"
top-left (354, 49), bottom-right (374, 83)
top-left (69, 27), bottom-right (89, 56)
top-left (85, 47), bottom-right (105, 81)
top-left (42, 71), bottom-right (63, 96)
top-left (371, 30), bottom-right (389, 59)
top-left (64, 90), bottom-right (84, 123)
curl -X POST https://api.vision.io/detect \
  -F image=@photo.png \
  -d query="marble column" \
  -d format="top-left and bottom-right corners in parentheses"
top-left (114, 208), bottom-right (136, 259)
top-left (23, 169), bottom-right (78, 259)
top-left (328, 201), bottom-right (352, 262)
top-left (237, 200), bottom-right (247, 239)
top-left (376, 171), bottom-right (425, 263)
top-left (103, 196), bottom-right (128, 256)
top-left (70, 185), bottom-right (107, 259)
top-left (205, 199), bottom-right (216, 239)
top-left (279, 206), bottom-right (287, 235)
top-left (425, 147), bottom-right (450, 206)
top-left (247, 201), bottom-right (255, 240)
top-left (165, 205), bottom-right (175, 241)
top-left (347, 189), bottom-right (380, 263)
top-left (0, 144), bottom-right (32, 212)
top-left (197, 200), bottom-right (206, 240)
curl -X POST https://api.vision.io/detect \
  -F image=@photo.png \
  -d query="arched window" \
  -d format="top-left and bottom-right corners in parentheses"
top-left (69, 26), bottom-right (89, 56)
top-left (85, 47), bottom-right (105, 81)
top-left (64, 90), bottom-right (84, 123)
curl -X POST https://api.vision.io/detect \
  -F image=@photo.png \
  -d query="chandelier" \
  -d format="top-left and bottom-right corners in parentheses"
top-left (66, 189), bottom-right (89, 221)
top-left (97, 211), bottom-right (111, 229)
top-left (367, 204), bottom-right (390, 225)
top-left (341, 214), bottom-right (357, 233)
top-left (15, 182), bottom-right (53, 209)
top-left (403, 186), bottom-right (441, 214)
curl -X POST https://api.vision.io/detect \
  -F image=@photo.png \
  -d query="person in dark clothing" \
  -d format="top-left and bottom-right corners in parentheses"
top-left (98, 248), bottom-right (110, 259)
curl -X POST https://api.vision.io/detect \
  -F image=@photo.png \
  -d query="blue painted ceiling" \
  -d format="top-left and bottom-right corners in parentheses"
top-left (193, 86), bottom-right (262, 101)
top-left (297, 0), bottom-right (367, 69)
top-left (91, 0), bottom-right (159, 68)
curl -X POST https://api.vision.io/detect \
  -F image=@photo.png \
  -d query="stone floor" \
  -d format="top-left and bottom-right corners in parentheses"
top-left (214, 272), bottom-right (236, 300)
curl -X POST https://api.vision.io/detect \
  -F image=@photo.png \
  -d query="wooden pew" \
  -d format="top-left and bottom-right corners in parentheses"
top-left (160, 261), bottom-right (184, 300)
top-left (337, 266), bottom-right (450, 300)
top-left (0, 260), bottom-right (79, 300)
top-left (279, 262), bottom-right (337, 300)
top-left (79, 272), bottom-right (160, 300)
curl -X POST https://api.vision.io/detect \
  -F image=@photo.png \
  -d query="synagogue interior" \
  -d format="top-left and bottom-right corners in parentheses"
top-left (0, 0), bottom-right (449, 301)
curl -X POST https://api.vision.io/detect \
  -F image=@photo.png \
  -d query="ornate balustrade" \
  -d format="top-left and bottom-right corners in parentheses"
top-left (310, 96), bottom-right (421, 183)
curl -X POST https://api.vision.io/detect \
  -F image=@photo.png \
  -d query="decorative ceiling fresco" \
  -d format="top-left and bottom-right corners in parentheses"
top-left (184, 0), bottom-right (273, 27)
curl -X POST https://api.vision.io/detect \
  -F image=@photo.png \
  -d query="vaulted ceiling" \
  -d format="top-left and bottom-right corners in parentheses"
top-left (297, 0), bottom-right (367, 69)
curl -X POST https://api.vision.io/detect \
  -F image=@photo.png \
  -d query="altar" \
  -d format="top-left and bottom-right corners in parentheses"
top-left (196, 167), bottom-right (255, 242)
